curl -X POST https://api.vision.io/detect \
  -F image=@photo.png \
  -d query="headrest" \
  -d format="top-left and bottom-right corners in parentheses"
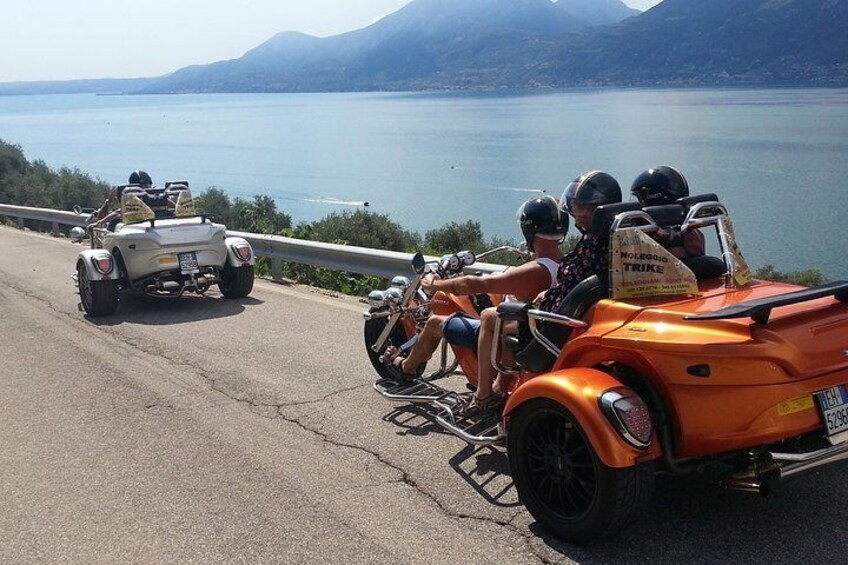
top-left (677, 193), bottom-right (719, 210)
top-left (590, 202), bottom-right (643, 240)
top-left (642, 204), bottom-right (686, 228)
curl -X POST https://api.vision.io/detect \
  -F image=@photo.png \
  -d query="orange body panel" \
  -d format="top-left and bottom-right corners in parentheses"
top-left (503, 369), bottom-right (661, 468)
top-left (556, 279), bottom-right (848, 459)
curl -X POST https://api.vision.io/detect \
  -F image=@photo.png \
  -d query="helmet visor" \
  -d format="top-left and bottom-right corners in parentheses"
top-left (560, 181), bottom-right (580, 216)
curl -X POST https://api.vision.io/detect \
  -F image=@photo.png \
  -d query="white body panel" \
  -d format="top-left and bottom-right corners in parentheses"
top-left (101, 217), bottom-right (228, 282)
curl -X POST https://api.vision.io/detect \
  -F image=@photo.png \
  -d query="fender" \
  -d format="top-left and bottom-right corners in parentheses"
top-left (76, 249), bottom-right (119, 281)
top-left (224, 237), bottom-right (256, 267)
top-left (504, 368), bottom-right (661, 468)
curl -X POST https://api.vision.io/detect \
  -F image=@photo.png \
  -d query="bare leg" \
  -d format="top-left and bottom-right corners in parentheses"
top-left (401, 314), bottom-right (446, 374)
top-left (474, 308), bottom-right (500, 400)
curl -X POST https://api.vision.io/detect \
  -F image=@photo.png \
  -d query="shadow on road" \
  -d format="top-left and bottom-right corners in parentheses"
top-left (382, 404), bottom-right (451, 438)
top-left (82, 292), bottom-right (265, 326)
top-left (448, 444), bottom-right (521, 509)
top-left (535, 466), bottom-right (848, 564)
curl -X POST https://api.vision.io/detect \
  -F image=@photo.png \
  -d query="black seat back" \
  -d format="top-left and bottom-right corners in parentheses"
top-left (514, 274), bottom-right (608, 373)
top-left (677, 193), bottom-right (719, 210)
top-left (591, 202), bottom-right (643, 239)
top-left (642, 204), bottom-right (685, 228)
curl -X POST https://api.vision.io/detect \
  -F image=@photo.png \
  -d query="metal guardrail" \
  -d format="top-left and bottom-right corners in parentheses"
top-left (0, 204), bottom-right (505, 279)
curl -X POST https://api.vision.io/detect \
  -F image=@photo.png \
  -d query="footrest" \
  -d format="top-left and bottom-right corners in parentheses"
top-left (434, 402), bottom-right (505, 446)
top-left (373, 377), bottom-right (452, 404)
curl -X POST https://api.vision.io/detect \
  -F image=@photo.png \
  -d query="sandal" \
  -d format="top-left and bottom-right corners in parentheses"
top-left (457, 392), bottom-right (506, 417)
top-left (381, 347), bottom-right (415, 384)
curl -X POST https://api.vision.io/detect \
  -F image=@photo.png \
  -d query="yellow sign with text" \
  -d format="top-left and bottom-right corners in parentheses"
top-left (611, 230), bottom-right (698, 299)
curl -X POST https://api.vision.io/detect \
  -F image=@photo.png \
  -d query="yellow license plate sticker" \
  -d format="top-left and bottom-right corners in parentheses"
top-left (157, 255), bottom-right (178, 265)
top-left (778, 395), bottom-right (814, 416)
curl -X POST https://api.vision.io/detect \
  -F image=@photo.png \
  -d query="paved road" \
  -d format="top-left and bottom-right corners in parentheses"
top-left (1, 226), bottom-right (846, 564)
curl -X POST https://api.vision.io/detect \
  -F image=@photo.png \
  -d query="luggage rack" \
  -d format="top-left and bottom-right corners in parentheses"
top-left (374, 377), bottom-right (505, 446)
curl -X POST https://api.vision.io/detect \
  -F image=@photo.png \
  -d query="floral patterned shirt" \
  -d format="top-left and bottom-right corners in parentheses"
top-left (540, 234), bottom-right (609, 313)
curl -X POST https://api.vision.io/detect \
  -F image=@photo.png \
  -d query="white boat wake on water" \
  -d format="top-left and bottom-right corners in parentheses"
top-left (304, 196), bottom-right (370, 207)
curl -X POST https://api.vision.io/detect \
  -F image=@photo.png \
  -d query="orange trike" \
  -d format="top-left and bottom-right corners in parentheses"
top-left (363, 194), bottom-right (848, 542)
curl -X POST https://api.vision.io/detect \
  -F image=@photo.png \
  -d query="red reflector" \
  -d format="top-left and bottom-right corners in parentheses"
top-left (97, 258), bottom-right (112, 272)
top-left (234, 245), bottom-right (252, 261)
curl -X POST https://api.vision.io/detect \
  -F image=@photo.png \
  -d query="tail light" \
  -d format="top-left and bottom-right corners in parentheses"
top-left (91, 254), bottom-right (113, 275)
top-left (600, 389), bottom-right (653, 448)
top-left (232, 243), bottom-right (252, 261)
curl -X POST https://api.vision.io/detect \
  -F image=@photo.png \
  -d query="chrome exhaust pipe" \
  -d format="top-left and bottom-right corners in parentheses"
top-left (723, 441), bottom-right (848, 495)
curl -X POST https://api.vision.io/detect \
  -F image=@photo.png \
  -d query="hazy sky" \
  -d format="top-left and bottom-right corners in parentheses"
top-left (1, 0), bottom-right (662, 82)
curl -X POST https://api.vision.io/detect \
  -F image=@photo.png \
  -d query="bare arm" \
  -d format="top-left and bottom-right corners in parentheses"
top-left (424, 262), bottom-right (551, 299)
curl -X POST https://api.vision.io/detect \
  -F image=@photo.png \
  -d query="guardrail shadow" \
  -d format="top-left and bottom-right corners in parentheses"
top-left (82, 292), bottom-right (264, 326)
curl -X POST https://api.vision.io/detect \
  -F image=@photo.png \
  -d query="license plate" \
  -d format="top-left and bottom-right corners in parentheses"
top-left (178, 252), bottom-right (199, 274)
top-left (814, 385), bottom-right (848, 437)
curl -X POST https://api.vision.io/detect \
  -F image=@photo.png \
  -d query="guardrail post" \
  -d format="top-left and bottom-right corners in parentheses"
top-left (52, 221), bottom-right (60, 235)
top-left (272, 258), bottom-right (283, 282)
top-left (17, 217), bottom-right (24, 229)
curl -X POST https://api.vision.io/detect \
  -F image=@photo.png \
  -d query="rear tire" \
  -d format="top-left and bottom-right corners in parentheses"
top-left (507, 398), bottom-right (654, 543)
top-left (77, 261), bottom-right (118, 317)
top-left (364, 310), bottom-right (425, 380)
top-left (219, 264), bottom-right (254, 298)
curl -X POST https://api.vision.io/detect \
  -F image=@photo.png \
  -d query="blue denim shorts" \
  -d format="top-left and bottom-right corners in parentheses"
top-left (442, 312), bottom-right (481, 352)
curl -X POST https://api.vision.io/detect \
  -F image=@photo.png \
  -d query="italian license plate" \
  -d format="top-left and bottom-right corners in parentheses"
top-left (178, 252), bottom-right (199, 274)
top-left (814, 385), bottom-right (848, 438)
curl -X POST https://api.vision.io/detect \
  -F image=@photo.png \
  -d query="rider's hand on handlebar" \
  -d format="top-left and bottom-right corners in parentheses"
top-left (421, 273), bottom-right (440, 292)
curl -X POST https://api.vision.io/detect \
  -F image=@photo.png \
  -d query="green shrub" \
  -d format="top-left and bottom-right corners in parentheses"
top-left (425, 220), bottom-right (485, 254)
top-left (753, 264), bottom-right (827, 286)
top-left (309, 210), bottom-right (419, 251)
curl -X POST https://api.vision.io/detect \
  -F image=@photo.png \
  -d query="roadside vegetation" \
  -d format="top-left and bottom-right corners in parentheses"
top-left (0, 138), bottom-right (828, 294)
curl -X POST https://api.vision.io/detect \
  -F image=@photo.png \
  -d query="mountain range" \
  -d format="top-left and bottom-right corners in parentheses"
top-left (2, 0), bottom-right (846, 95)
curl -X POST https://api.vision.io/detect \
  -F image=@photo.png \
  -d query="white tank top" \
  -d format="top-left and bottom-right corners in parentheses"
top-left (535, 257), bottom-right (560, 289)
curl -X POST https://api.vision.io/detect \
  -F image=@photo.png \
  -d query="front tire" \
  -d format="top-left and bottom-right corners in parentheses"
top-left (364, 310), bottom-right (425, 380)
top-left (219, 265), bottom-right (254, 298)
top-left (507, 399), bottom-right (654, 543)
top-left (77, 261), bottom-right (118, 317)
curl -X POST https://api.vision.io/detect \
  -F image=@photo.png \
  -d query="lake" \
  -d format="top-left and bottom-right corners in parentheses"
top-left (0, 88), bottom-right (846, 278)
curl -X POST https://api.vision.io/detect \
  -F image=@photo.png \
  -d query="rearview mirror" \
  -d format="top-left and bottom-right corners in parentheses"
top-left (412, 252), bottom-right (426, 275)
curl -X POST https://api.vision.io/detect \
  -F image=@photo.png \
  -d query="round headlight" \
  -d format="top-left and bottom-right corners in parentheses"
top-left (457, 250), bottom-right (476, 266)
top-left (367, 290), bottom-right (387, 309)
top-left (70, 227), bottom-right (86, 242)
top-left (391, 276), bottom-right (411, 289)
top-left (385, 287), bottom-right (403, 304)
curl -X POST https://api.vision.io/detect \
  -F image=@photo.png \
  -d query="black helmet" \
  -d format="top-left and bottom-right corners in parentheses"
top-left (128, 170), bottom-right (153, 188)
top-left (630, 166), bottom-right (689, 205)
top-left (561, 170), bottom-right (622, 215)
top-left (518, 195), bottom-right (567, 251)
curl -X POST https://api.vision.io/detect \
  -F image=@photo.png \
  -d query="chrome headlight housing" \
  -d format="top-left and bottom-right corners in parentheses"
top-left (457, 250), bottom-right (476, 266)
top-left (384, 287), bottom-right (403, 304)
top-left (70, 227), bottom-right (86, 242)
top-left (390, 276), bottom-right (411, 289)
top-left (367, 290), bottom-right (387, 309)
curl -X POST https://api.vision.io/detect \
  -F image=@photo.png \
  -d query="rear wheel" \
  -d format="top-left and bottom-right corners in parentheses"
top-left (77, 261), bottom-right (118, 317)
top-left (219, 264), bottom-right (254, 298)
top-left (364, 310), bottom-right (425, 380)
top-left (507, 399), bottom-right (654, 543)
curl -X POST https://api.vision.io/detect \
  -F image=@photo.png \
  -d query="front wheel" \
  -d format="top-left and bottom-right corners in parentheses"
top-left (364, 310), bottom-right (425, 380)
top-left (507, 399), bottom-right (654, 543)
top-left (219, 265), bottom-right (254, 298)
top-left (77, 262), bottom-right (118, 317)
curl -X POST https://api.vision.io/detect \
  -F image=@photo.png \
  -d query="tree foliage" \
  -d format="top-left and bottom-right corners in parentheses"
top-left (309, 209), bottom-right (419, 252)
